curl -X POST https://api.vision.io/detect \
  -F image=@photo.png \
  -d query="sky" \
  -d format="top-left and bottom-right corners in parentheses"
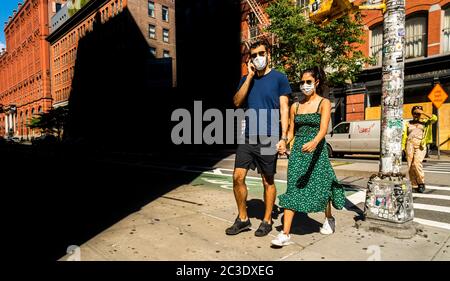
top-left (0, 0), bottom-right (23, 47)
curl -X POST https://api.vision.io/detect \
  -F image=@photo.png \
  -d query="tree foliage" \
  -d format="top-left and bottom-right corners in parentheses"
top-left (28, 106), bottom-right (69, 139)
top-left (266, 0), bottom-right (374, 86)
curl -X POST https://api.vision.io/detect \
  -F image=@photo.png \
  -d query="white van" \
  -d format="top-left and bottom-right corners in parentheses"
top-left (326, 120), bottom-right (380, 158)
top-left (325, 119), bottom-right (411, 158)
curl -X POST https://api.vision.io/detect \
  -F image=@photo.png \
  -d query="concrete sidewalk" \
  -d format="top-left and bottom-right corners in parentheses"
top-left (60, 180), bottom-right (450, 261)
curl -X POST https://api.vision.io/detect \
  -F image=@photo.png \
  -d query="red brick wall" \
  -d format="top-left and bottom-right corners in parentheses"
top-left (0, 0), bottom-right (53, 138)
top-left (357, 0), bottom-right (450, 61)
top-left (346, 93), bottom-right (365, 121)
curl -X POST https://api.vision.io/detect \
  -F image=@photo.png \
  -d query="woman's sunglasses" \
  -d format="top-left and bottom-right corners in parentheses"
top-left (300, 80), bottom-right (314, 85)
top-left (250, 51), bottom-right (266, 59)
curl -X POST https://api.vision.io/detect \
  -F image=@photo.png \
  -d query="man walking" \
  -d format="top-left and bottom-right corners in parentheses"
top-left (226, 40), bottom-right (291, 237)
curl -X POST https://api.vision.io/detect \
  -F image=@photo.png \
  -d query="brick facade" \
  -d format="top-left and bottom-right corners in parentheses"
top-left (0, 0), bottom-right (67, 139)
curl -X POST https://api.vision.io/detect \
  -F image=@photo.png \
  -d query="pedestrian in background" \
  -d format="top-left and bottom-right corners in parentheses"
top-left (402, 106), bottom-right (437, 193)
top-left (271, 67), bottom-right (346, 247)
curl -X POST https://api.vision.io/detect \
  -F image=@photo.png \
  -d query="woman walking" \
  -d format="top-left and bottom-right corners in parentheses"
top-left (402, 106), bottom-right (437, 193)
top-left (272, 67), bottom-right (346, 247)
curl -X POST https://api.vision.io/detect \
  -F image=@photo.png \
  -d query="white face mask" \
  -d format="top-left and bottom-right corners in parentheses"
top-left (252, 55), bottom-right (267, 71)
top-left (300, 83), bottom-right (315, 96)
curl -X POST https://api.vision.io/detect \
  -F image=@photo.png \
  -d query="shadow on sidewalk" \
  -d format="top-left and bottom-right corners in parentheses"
top-left (274, 213), bottom-right (322, 235)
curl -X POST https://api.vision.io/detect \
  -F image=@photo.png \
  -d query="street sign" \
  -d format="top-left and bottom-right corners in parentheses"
top-left (428, 84), bottom-right (448, 109)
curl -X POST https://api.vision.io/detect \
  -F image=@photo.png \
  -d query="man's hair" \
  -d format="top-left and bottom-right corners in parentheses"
top-left (249, 39), bottom-right (271, 54)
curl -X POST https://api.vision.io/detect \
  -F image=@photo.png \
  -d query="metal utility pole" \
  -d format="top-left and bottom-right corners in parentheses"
top-left (379, 0), bottom-right (405, 175)
top-left (362, 0), bottom-right (416, 237)
top-left (308, 0), bottom-right (416, 237)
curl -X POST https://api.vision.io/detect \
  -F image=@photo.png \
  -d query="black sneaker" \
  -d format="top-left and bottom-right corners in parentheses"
top-left (225, 218), bottom-right (252, 235)
top-left (418, 184), bottom-right (426, 193)
top-left (255, 221), bottom-right (272, 237)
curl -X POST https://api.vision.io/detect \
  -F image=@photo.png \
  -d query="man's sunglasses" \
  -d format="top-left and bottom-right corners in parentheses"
top-left (300, 80), bottom-right (314, 85)
top-left (250, 51), bottom-right (266, 59)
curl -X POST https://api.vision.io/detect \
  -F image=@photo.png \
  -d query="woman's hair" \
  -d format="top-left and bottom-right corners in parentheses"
top-left (301, 66), bottom-right (328, 96)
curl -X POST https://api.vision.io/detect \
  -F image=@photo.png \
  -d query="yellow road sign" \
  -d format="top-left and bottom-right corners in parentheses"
top-left (428, 84), bottom-right (448, 109)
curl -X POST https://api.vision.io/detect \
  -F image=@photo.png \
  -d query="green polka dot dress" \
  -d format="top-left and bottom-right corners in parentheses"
top-left (278, 101), bottom-right (346, 213)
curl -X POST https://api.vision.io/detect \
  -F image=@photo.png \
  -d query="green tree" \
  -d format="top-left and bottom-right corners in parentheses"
top-left (265, 0), bottom-right (373, 86)
top-left (28, 106), bottom-right (69, 140)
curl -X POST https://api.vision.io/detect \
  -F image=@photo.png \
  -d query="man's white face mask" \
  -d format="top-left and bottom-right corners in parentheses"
top-left (252, 55), bottom-right (267, 71)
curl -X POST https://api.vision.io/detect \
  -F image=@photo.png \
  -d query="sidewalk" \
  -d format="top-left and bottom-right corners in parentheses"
top-left (60, 180), bottom-right (450, 261)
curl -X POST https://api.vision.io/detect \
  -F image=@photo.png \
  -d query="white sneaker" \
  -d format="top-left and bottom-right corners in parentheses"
top-left (271, 231), bottom-right (292, 247)
top-left (320, 217), bottom-right (336, 235)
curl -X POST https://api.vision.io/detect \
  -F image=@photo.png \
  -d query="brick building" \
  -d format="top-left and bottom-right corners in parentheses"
top-left (0, 0), bottom-right (67, 139)
top-left (342, 0), bottom-right (450, 151)
top-left (239, 0), bottom-right (450, 151)
top-left (47, 0), bottom-right (176, 109)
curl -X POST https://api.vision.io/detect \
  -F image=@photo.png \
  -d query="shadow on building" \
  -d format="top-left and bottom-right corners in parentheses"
top-left (1, 0), bottom-right (242, 261)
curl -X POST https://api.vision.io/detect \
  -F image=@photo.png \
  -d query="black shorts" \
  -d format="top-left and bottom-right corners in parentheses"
top-left (234, 138), bottom-right (278, 176)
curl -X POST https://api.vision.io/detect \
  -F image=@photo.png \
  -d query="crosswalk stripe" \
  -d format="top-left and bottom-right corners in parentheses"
top-left (413, 193), bottom-right (450, 200)
top-left (424, 167), bottom-right (450, 170)
top-left (424, 166), bottom-right (450, 169)
top-left (426, 185), bottom-right (450, 191)
top-left (413, 203), bottom-right (450, 213)
top-left (424, 170), bottom-right (450, 174)
top-left (413, 218), bottom-right (450, 231)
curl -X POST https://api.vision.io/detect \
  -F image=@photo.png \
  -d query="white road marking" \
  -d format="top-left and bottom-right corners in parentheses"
top-left (413, 218), bottom-right (450, 231)
top-left (426, 185), bottom-right (450, 191)
top-left (346, 190), bottom-right (366, 205)
top-left (413, 203), bottom-right (450, 213)
top-left (413, 193), bottom-right (450, 201)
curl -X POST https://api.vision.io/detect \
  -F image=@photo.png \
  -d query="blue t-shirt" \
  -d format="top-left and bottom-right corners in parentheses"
top-left (237, 69), bottom-right (291, 136)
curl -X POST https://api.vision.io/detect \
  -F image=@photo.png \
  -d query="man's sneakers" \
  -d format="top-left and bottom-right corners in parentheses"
top-left (271, 231), bottom-right (292, 247)
top-left (255, 221), bottom-right (272, 237)
top-left (226, 218), bottom-right (274, 236)
top-left (320, 217), bottom-right (336, 235)
top-left (225, 217), bottom-right (252, 235)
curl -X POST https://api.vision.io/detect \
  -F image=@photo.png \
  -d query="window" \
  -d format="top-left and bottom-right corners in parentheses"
top-left (333, 123), bottom-right (350, 134)
top-left (163, 28), bottom-right (169, 43)
top-left (163, 50), bottom-right (170, 58)
top-left (149, 24), bottom-right (156, 39)
top-left (248, 12), bottom-right (259, 38)
top-left (296, 0), bottom-right (308, 8)
top-left (148, 1), bottom-right (155, 17)
top-left (370, 24), bottom-right (383, 66)
top-left (444, 7), bottom-right (450, 53)
top-left (405, 15), bottom-right (427, 59)
top-left (150, 47), bottom-right (156, 56)
top-left (162, 6), bottom-right (169, 21)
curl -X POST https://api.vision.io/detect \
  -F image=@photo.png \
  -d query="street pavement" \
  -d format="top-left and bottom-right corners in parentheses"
top-left (59, 152), bottom-right (450, 261)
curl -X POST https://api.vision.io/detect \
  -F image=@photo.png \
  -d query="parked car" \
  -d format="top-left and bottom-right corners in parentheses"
top-left (31, 134), bottom-right (58, 146)
top-left (325, 119), bottom-right (411, 158)
top-left (5, 136), bottom-right (21, 144)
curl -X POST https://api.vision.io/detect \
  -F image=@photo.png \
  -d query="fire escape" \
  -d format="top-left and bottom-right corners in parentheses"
top-left (242, 0), bottom-right (271, 50)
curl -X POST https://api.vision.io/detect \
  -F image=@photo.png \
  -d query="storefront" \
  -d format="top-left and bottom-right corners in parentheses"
top-left (330, 54), bottom-right (450, 151)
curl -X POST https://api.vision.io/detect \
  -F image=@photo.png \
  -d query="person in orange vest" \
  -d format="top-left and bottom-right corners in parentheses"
top-left (402, 106), bottom-right (437, 193)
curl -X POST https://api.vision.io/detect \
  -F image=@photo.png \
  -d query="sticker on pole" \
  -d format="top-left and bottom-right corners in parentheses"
top-left (428, 84), bottom-right (448, 109)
